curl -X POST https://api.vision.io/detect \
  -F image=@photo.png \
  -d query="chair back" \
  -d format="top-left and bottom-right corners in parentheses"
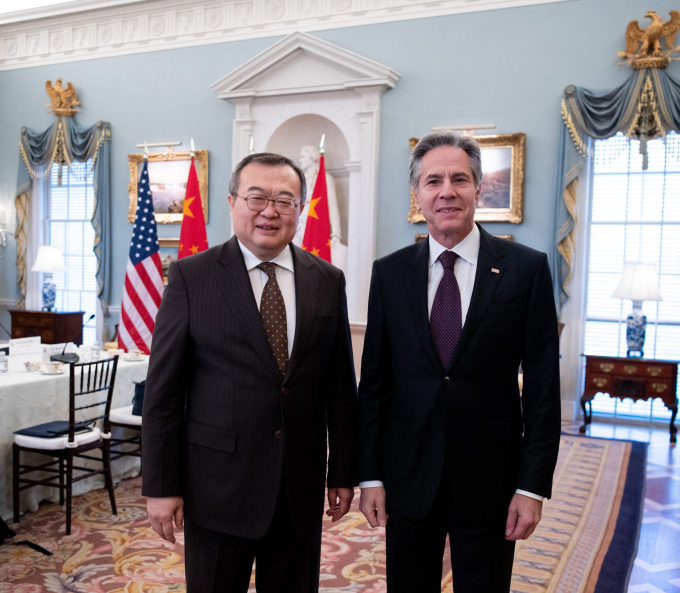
top-left (68, 355), bottom-right (119, 443)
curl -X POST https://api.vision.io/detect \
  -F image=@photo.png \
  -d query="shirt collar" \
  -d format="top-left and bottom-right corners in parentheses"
top-left (237, 240), bottom-right (295, 273)
top-left (427, 223), bottom-right (480, 267)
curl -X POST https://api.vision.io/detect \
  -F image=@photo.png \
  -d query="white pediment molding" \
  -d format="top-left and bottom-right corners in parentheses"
top-left (212, 31), bottom-right (399, 99)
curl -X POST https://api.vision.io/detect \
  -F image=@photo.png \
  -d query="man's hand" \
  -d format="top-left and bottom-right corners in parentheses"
top-left (505, 493), bottom-right (542, 541)
top-left (147, 496), bottom-right (184, 543)
top-left (326, 487), bottom-right (354, 522)
top-left (359, 486), bottom-right (387, 528)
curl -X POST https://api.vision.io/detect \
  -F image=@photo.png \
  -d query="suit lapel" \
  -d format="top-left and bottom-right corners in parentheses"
top-left (449, 226), bottom-right (505, 369)
top-left (214, 237), bottom-right (282, 380)
top-left (404, 240), bottom-right (442, 374)
top-left (286, 245), bottom-right (316, 382)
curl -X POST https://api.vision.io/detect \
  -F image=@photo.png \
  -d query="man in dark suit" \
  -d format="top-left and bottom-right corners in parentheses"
top-left (142, 152), bottom-right (358, 593)
top-left (358, 132), bottom-right (561, 593)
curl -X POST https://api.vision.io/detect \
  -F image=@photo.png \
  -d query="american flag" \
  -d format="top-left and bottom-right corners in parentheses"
top-left (118, 159), bottom-right (164, 354)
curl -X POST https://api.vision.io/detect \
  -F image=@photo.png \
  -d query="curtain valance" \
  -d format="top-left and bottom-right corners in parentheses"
top-left (15, 115), bottom-right (112, 315)
top-left (552, 68), bottom-right (680, 311)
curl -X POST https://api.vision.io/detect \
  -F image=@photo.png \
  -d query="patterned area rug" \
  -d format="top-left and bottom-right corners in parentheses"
top-left (0, 434), bottom-right (645, 592)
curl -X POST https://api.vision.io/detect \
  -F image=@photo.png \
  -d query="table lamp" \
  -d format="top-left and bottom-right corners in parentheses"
top-left (31, 246), bottom-right (65, 312)
top-left (611, 262), bottom-right (662, 358)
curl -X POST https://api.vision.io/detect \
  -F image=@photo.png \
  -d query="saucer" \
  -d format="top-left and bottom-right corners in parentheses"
top-left (40, 367), bottom-right (65, 375)
top-left (122, 354), bottom-right (145, 362)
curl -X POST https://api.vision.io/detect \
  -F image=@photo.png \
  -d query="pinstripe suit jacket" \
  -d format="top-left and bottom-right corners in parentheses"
top-left (142, 237), bottom-right (357, 538)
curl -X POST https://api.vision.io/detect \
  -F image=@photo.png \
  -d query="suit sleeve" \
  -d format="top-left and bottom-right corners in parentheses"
top-left (517, 253), bottom-right (561, 498)
top-left (326, 271), bottom-right (359, 488)
top-left (357, 260), bottom-right (393, 482)
top-left (141, 261), bottom-right (191, 497)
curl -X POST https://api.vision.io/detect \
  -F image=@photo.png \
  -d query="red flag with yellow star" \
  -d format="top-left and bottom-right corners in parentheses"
top-left (302, 154), bottom-right (331, 262)
top-left (178, 157), bottom-right (208, 259)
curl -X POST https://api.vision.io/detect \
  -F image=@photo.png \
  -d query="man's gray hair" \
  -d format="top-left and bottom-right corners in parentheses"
top-left (229, 152), bottom-right (307, 205)
top-left (409, 132), bottom-right (482, 189)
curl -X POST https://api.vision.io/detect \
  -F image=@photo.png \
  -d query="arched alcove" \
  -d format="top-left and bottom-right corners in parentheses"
top-left (267, 114), bottom-right (350, 245)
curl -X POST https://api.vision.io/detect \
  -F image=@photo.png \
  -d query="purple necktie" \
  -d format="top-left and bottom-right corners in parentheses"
top-left (430, 250), bottom-right (462, 368)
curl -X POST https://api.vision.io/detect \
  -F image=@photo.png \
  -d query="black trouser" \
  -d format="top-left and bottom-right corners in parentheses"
top-left (184, 483), bottom-right (322, 593)
top-left (386, 475), bottom-right (515, 593)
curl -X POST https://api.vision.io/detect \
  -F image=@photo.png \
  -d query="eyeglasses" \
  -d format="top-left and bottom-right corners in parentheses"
top-left (236, 193), bottom-right (299, 215)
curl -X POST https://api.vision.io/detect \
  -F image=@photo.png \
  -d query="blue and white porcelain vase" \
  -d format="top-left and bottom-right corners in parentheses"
top-left (625, 300), bottom-right (646, 357)
top-left (42, 273), bottom-right (56, 311)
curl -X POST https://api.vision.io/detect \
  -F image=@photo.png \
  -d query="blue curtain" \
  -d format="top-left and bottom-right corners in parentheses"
top-left (552, 68), bottom-right (680, 311)
top-left (15, 115), bottom-right (112, 314)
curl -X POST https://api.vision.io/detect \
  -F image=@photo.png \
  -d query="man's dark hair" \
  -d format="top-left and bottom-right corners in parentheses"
top-left (228, 152), bottom-right (307, 205)
top-left (409, 132), bottom-right (482, 189)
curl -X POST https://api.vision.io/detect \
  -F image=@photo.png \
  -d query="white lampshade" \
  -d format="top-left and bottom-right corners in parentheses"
top-left (612, 262), bottom-right (662, 301)
top-left (31, 246), bottom-right (65, 273)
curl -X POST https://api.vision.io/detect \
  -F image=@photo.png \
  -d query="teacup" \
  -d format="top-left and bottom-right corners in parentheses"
top-left (126, 350), bottom-right (144, 361)
top-left (41, 361), bottom-right (64, 374)
top-left (24, 360), bottom-right (42, 372)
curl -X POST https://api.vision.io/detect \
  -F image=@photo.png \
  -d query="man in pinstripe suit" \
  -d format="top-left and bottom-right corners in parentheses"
top-left (142, 153), bottom-right (358, 593)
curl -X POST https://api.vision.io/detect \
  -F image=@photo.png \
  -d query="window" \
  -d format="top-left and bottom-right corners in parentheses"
top-left (45, 160), bottom-right (97, 345)
top-left (583, 132), bottom-right (680, 421)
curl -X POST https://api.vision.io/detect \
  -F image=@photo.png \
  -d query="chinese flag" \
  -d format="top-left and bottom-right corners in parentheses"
top-left (178, 157), bottom-right (208, 259)
top-left (301, 154), bottom-right (331, 262)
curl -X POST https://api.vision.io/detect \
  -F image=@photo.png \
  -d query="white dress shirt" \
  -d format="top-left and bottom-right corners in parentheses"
top-left (426, 225), bottom-right (479, 323)
top-left (237, 240), bottom-right (296, 357)
top-left (360, 227), bottom-right (543, 502)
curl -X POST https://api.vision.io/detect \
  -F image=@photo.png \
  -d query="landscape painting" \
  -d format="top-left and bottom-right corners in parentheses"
top-left (128, 149), bottom-right (209, 224)
top-left (408, 133), bottom-right (525, 224)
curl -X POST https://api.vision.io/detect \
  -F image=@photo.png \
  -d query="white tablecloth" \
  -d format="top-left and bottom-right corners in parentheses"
top-left (0, 355), bottom-right (149, 522)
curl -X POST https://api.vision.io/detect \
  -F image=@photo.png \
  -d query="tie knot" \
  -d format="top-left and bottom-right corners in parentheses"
top-left (258, 262), bottom-right (276, 278)
top-left (438, 251), bottom-right (457, 270)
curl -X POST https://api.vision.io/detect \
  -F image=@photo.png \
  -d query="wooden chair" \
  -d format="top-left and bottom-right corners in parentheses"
top-left (12, 356), bottom-right (119, 535)
top-left (109, 405), bottom-right (142, 461)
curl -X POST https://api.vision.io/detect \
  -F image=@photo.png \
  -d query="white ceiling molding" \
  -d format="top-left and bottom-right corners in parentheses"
top-left (0, 0), bottom-right (568, 71)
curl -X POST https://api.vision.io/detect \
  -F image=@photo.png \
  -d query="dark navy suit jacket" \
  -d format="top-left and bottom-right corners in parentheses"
top-left (358, 225), bottom-right (561, 520)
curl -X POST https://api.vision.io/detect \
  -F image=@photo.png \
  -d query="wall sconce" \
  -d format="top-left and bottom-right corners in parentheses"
top-left (31, 246), bottom-right (65, 311)
top-left (612, 262), bottom-right (662, 358)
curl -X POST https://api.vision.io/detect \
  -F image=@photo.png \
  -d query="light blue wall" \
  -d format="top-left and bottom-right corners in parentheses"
top-left (0, 0), bottom-right (676, 323)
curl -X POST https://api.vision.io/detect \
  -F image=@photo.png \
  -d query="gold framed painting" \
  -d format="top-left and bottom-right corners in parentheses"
top-left (158, 237), bottom-right (179, 285)
top-left (408, 133), bottom-right (525, 224)
top-left (128, 149), bottom-right (209, 224)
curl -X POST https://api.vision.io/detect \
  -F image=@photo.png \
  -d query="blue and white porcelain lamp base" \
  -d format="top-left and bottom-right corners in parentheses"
top-left (42, 273), bottom-right (56, 312)
top-left (625, 300), bottom-right (646, 358)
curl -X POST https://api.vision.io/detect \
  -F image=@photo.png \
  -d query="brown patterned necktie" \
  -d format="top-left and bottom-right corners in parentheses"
top-left (257, 262), bottom-right (289, 374)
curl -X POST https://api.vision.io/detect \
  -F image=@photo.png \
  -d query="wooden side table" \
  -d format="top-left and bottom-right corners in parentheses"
top-left (9, 310), bottom-right (85, 345)
top-left (580, 354), bottom-right (678, 443)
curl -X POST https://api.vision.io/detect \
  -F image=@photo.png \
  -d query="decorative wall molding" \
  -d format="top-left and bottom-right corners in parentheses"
top-left (0, 0), bottom-right (568, 71)
top-left (214, 31), bottom-right (399, 323)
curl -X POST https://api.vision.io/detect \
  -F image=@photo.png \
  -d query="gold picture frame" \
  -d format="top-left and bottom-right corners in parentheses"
top-left (416, 233), bottom-right (513, 243)
top-left (158, 237), bottom-right (179, 285)
top-left (408, 133), bottom-right (525, 224)
top-left (128, 150), bottom-right (209, 224)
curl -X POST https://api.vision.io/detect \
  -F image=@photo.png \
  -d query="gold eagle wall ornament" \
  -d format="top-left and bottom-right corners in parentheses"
top-left (618, 10), bottom-right (680, 69)
top-left (45, 78), bottom-right (81, 116)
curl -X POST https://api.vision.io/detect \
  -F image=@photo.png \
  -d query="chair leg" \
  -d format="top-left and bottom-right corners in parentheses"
top-left (102, 442), bottom-right (117, 515)
top-left (65, 453), bottom-right (73, 536)
top-left (59, 457), bottom-right (65, 506)
top-left (13, 443), bottom-right (20, 524)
